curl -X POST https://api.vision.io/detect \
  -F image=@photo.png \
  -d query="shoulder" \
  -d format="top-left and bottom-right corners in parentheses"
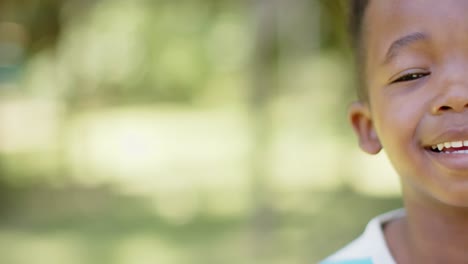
top-left (319, 209), bottom-right (405, 264)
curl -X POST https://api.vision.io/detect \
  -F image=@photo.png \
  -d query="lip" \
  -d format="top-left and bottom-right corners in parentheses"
top-left (423, 127), bottom-right (468, 146)
top-left (425, 149), bottom-right (468, 172)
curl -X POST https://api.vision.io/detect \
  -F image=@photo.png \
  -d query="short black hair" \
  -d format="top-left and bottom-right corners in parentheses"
top-left (348, 0), bottom-right (370, 101)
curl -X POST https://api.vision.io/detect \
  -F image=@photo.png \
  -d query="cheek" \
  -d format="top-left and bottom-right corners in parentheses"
top-left (371, 93), bottom-right (430, 179)
top-left (372, 93), bottom-right (423, 149)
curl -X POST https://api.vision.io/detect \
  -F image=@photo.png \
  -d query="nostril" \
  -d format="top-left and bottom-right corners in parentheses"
top-left (440, 106), bottom-right (452, 111)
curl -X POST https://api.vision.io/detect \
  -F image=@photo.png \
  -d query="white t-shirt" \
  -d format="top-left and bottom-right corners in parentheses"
top-left (320, 209), bottom-right (405, 264)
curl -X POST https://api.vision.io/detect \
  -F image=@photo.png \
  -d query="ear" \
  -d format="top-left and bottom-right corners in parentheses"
top-left (348, 101), bottom-right (382, 154)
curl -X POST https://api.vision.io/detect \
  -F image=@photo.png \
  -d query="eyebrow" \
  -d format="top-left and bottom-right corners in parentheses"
top-left (383, 32), bottom-right (429, 65)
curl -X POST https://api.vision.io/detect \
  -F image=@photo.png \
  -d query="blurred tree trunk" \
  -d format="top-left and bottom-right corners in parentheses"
top-left (249, 0), bottom-right (322, 259)
top-left (249, 0), bottom-right (279, 259)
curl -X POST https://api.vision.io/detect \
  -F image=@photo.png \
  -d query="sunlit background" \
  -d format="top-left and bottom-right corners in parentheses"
top-left (0, 1), bottom-right (402, 263)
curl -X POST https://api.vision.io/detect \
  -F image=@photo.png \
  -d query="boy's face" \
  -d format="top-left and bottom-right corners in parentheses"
top-left (350, 0), bottom-right (468, 207)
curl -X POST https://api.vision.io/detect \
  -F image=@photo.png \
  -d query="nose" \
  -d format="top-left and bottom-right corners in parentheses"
top-left (431, 59), bottom-right (468, 115)
top-left (431, 84), bottom-right (468, 115)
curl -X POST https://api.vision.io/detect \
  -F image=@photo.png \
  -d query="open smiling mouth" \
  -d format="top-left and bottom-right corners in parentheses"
top-left (427, 141), bottom-right (468, 154)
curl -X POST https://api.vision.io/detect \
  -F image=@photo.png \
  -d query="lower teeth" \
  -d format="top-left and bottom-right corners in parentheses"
top-left (444, 150), bottom-right (468, 154)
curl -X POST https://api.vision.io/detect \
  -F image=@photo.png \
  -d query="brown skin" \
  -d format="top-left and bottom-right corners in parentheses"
top-left (350, 0), bottom-right (468, 263)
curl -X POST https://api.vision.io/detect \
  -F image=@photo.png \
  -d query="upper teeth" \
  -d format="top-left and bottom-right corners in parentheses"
top-left (432, 141), bottom-right (468, 151)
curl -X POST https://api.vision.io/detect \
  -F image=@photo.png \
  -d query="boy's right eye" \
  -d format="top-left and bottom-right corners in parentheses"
top-left (390, 72), bottom-right (431, 84)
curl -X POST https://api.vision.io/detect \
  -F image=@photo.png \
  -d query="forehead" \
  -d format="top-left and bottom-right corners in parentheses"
top-left (364, 0), bottom-right (468, 70)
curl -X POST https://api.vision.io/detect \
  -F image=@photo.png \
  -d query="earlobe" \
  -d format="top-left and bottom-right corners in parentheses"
top-left (348, 102), bottom-right (382, 154)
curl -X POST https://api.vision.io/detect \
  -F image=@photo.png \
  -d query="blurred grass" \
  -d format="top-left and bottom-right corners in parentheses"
top-left (0, 185), bottom-right (401, 264)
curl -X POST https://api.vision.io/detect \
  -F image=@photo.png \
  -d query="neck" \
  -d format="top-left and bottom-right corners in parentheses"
top-left (387, 188), bottom-right (468, 264)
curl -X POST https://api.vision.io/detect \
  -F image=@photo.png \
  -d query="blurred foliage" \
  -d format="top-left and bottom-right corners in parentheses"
top-left (0, 1), bottom-right (402, 263)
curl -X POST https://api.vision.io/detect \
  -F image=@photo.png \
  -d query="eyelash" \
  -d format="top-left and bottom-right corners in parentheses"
top-left (391, 72), bottom-right (431, 83)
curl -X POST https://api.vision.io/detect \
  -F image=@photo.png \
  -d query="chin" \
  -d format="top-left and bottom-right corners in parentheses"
top-left (403, 181), bottom-right (468, 210)
top-left (435, 190), bottom-right (468, 209)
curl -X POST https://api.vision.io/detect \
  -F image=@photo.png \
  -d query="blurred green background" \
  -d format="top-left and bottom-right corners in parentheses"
top-left (0, 0), bottom-right (402, 263)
